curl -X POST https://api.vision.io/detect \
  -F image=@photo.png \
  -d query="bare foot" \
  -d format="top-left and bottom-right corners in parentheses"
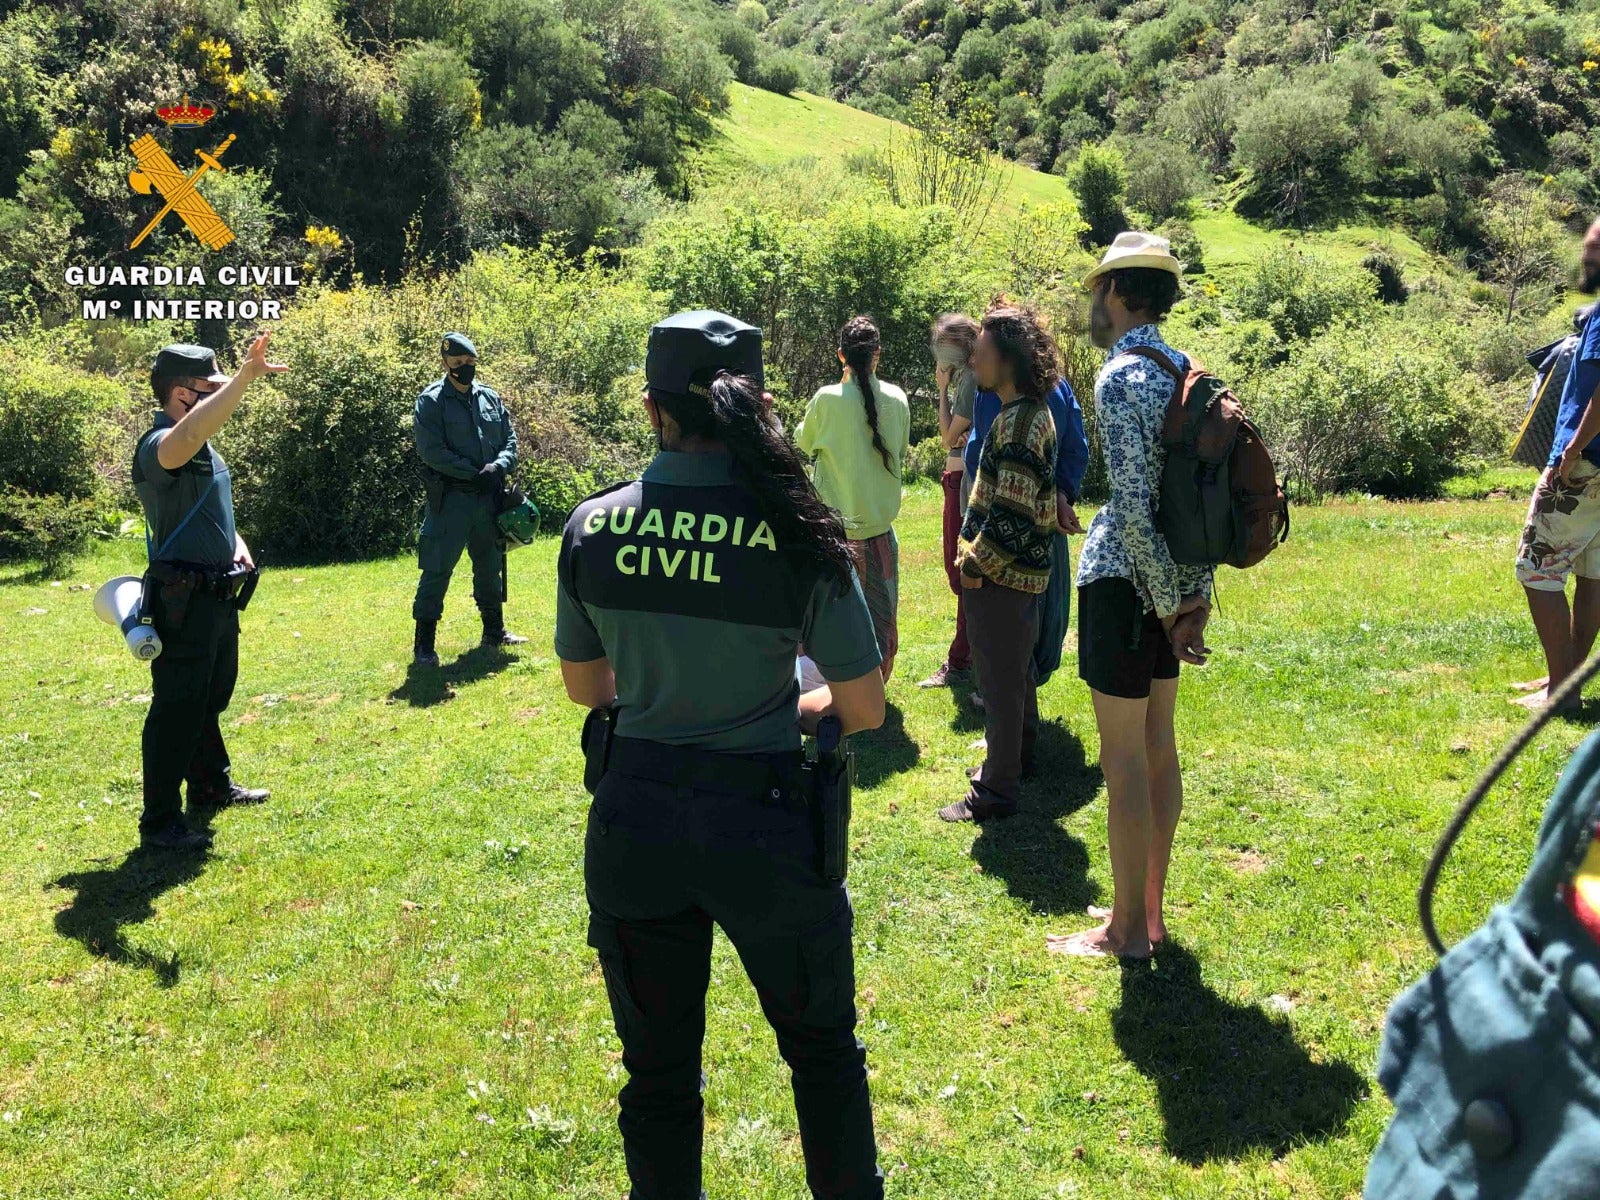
top-left (1511, 675), bottom-right (1549, 693)
top-left (1086, 905), bottom-right (1167, 947)
top-left (1046, 923), bottom-right (1152, 960)
top-left (1513, 688), bottom-right (1581, 713)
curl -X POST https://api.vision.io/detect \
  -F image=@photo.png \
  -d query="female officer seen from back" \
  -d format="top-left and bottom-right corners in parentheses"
top-left (555, 310), bottom-right (888, 1200)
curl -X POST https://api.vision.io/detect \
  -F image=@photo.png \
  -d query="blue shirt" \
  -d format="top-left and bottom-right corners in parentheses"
top-left (964, 378), bottom-right (1090, 501)
top-left (1548, 307), bottom-right (1600, 469)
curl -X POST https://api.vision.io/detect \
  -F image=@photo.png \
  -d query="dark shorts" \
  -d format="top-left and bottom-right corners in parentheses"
top-left (1077, 577), bottom-right (1179, 700)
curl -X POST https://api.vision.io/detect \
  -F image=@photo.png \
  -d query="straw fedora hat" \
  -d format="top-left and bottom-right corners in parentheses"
top-left (1082, 231), bottom-right (1184, 288)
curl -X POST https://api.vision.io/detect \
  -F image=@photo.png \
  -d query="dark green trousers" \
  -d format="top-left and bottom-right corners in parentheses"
top-left (412, 489), bottom-right (501, 621)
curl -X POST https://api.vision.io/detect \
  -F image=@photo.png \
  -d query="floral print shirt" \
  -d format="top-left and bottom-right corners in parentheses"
top-left (1075, 324), bottom-right (1214, 617)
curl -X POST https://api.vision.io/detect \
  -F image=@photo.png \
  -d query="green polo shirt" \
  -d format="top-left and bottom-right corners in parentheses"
top-left (132, 412), bottom-right (237, 568)
top-left (555, 451), bottom-right (882, 753)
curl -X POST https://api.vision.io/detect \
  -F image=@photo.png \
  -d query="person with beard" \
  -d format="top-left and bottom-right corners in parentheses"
top-left (1049, 233), bottom-right (1212, 960)
top-left (1514, 219), bottom-right (1600, 713)
top-left (131, 337), bottom-right (285, 850)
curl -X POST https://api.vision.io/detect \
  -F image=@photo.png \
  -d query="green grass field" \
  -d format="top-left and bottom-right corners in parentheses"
top-left (0, 482), bottom-right (1586, 1198)
top-left (709, 84), bottom-right (1438, 280)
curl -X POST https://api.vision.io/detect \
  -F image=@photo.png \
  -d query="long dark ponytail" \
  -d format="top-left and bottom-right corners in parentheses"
top-left (840, 315), bottom-right (893, 475)
top-left (652, 375), bottom-right (855, 588)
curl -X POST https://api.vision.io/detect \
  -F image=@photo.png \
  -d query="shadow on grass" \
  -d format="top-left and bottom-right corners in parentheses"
top-left (49, 809), bottom-right (216, 987)
top-left (854, 701), bottom-right (919, 788)
top-left (1113, 946), bottom-right (1365, 1164)
top-left (1557, 698), bottom-right (1600, 727)
top-left (388, 643), bottom-right (518, 708)
top-left (0, 562), bottom-right (62, 588)
top-left (969, 718), bottom-right (1102, 916)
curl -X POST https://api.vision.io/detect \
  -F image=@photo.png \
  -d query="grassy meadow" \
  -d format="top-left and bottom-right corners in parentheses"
top-left (0, 473), bottom-right (1586, 1199)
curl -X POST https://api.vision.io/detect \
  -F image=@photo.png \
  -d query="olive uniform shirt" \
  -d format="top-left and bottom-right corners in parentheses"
top-left (555, 451), bottom-right (882, 753)
top-left (413, 377), bottom-right (518, 479)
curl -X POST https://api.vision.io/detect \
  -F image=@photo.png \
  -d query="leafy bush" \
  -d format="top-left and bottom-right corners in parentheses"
top-left (1122, 137), bottom-right (1204, 223)
top-left (1361, 245), bottom-right (1408, 304)
top-left (755, 52), bottom-right (806, 96)
top-left (1233, 88), bottom-right (1354, 225)
top-left (1159, 220), bottom-right (1205, 275)
top-left (1251, 325), bottom-right (1500, 498)
top-left (904, 436), bottom-right (947, 482)
top-left (0, 362), bottom-right (124, 501)
top-left (1231, 246), bottom-right (1379, 342)
top-left (1064, 142), bottom-right (1127, 246)
top-left (0, 488), bottom-right (106, 569)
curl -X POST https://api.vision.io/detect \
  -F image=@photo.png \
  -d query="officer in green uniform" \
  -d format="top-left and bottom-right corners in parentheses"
top-left (556, 311), bottom-right (890, 1199)
top-left (411, 332), bottom-right (526, 666)
top-left (131, 337), bottom-right (285, 851)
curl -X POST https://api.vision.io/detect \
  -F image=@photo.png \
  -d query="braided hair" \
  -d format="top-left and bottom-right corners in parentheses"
top-left (839, 315), bottom-right (894, 475)
top-left (649, 374), bottom-right (855, 588)
top-left (980, 299), bottom-right (1061, 401)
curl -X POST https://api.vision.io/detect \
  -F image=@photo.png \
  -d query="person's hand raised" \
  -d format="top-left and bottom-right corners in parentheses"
top-left (242, 332), bottom-right (288, 381)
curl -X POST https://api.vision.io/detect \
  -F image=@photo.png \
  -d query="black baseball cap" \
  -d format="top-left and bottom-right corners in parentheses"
top-left (645, 310), bottom-right (763, 398)
top-left (151, 343), bottom-right (231, 384)
top-left (441, 332), bottom-right (477, 357)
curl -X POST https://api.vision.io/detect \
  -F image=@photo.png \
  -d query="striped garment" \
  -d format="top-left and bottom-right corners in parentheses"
top-left (957, 397), bottom-right (1057, 594)
top-left (849, 528), bottom-right (899, 670)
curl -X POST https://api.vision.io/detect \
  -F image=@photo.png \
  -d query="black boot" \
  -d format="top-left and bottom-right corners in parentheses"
top-left (479, 605), bottom-right (528, 648)
top-left (413, 619), bottom-right (440, 667)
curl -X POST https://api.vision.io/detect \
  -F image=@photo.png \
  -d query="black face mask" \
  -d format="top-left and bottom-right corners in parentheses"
top-left (449, 363), bottom-right (476, 386)
top-left (176, 386), bottom-right (217, 414)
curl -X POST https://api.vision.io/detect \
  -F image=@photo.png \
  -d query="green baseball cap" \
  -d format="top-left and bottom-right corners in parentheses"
top-left (151, 343), bottom-right (231, 383)
top-left (441, 332), bottom-right (477, 357)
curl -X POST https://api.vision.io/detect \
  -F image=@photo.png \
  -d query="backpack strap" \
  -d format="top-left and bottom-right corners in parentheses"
top-left (1125, 344), bottom-right (1185, 381)
top-left (145, 473), bottom-right (219, 564)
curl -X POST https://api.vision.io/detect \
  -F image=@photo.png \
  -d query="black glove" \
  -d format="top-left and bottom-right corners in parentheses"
top-left (476, 462), bottom-right (505, 493)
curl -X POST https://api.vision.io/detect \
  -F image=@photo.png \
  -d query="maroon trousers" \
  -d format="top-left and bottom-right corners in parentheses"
top-left (940, 468), bottom-right (971, 672)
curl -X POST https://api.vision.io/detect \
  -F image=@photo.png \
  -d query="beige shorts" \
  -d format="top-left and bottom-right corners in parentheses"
top-left (1516, 462), bottom-right (1600, 590)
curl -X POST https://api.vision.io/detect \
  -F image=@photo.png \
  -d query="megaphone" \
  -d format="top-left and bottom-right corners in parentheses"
top-left (94, 575), bottom-right (162, 661)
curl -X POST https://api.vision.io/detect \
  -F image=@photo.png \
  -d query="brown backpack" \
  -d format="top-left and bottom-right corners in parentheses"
top-left (1127, 346), bottom-right (1289, 570)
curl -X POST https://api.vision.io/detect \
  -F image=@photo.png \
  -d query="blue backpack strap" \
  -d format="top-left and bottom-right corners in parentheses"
top-left (146, 473), bottom-right (219, 564)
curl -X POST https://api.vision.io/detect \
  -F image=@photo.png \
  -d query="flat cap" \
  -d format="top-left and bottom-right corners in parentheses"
top-left (152, 343), bottom-right (231, 383)
top-left (645, 310), bottom-right (763, 398)
top-left (441, 332), bottom-right (477, 358)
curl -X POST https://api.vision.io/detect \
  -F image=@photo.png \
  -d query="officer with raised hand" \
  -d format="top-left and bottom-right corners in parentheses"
top-left (411, 332), bottom-right (525, 666)
top-left (556, 311), bottom-right (889, 1199)
top-left (133, 336), bottom-right (284, 851)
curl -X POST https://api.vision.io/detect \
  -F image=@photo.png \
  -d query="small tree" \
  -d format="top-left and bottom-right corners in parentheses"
top-left (1165, 74), bottom-right (1236, 174)
top-left (1234, 87), bottom-right (1353, 226)
top-left (1065, 142), bottom-right (1127, 246)
top-left (1122, 136), bottom-right (1204, 222)
top-left (1482, 174), bottom-right (1570, 324)
top-left (874, 83), bottom-right (1010, 246)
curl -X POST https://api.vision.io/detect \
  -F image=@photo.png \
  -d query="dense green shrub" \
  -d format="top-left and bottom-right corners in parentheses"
top-left (904, 436), bottom-right (947, 482)
top-left (1063, 143), bottom-right (1127, 246)
top-left (0, 363), bottom-right (124, 501)
top-left (1233, 88), bottom-right (1354, 225)
top-left (1361, 245), bottom-right (1409, 304)
top-left (1159, 221), bottom-right (1205, 275)
top-left (1251, 325), bottom-right (1500, 498)
top-left (1232, 246), bottom-right (1379, 342)
top-left (0, 488), bottom-right (106, 569)
top-left (756, 53), bottom-right (806, 96)
top-left (1122, 138), bottom-right (1204, 223)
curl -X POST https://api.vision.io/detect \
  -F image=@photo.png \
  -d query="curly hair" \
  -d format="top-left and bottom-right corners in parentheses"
top-left (1107, 267), bottom-right (1182, 321)
top-left (980, 298), bottom-right (1061, 401)
top-left (839, 315), bottom-right (893, 474)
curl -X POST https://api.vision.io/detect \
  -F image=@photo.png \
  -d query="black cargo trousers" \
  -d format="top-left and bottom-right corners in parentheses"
top-left (583, 736), bottom-right (884, 1200)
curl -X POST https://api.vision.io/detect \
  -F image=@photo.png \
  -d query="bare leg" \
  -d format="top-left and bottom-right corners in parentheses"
top-left (1520, 585), bottom-right (1580, 711)
top-left (1572, 576), bottom-right (1600, 664)
top-left (1048, 689), bottom-right (1153, 959)
top-left (1142, 677), bottom-right (1182, 945)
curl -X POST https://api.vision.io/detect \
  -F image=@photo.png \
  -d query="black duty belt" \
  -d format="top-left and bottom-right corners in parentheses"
top-left (605, 735), bottom-right (804, 797)
top-left (148, 560), bottom-right (258, 603)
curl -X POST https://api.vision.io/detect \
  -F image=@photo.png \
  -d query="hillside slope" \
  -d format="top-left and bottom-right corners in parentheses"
top-left (709, 82), bottom-right (1440, 279)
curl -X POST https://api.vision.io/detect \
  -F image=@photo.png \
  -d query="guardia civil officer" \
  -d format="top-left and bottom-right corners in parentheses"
top-left (132, 337), bottom-right (285, 851)
top-left (411, 332), bottom-right (526, 666)
top-left (555, 311), bottom-right (889, 1199)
